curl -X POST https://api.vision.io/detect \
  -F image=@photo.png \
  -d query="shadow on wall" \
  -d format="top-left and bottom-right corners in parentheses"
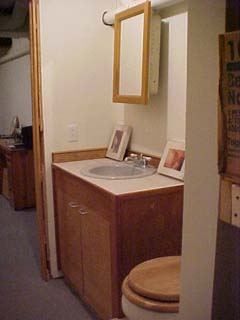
top-left (123, 21), bottom-right (169, 156)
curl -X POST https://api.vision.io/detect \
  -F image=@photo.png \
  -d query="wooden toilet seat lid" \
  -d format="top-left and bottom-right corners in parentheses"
top-left (128, 256), bottom-right (180, 302)
top-left (122, 276), bottom-right (179, 313)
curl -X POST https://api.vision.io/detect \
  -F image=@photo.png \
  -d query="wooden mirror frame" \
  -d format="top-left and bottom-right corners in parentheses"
top-left (113, 1), bottom-right (151, 105)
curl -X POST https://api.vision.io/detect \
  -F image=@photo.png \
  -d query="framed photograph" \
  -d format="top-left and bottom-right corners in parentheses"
top-left (158, 140), bottom-right (185, 181)
top-left (106, 124), bottom-right (132, 161)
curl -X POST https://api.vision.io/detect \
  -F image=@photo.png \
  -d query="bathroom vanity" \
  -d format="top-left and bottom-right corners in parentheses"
top-left (52, 158), bottom-right (183, 319)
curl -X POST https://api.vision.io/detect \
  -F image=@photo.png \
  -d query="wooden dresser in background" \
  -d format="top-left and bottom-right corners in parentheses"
top-left (0, 139), bottom-right (35, 210)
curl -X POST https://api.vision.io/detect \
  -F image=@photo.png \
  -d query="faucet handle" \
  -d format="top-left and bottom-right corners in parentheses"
top-left (130, 153), bottom-right (138, 158)
top-left (142, 156), bottom-right (152, 167)
top-left (142, 155), bottom-right (152, 161)
top-left (124, 153), bottom-right (138, 163)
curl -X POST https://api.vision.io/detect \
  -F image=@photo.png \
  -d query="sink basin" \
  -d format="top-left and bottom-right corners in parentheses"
top-left (81, 163), bottom-right (156, 180)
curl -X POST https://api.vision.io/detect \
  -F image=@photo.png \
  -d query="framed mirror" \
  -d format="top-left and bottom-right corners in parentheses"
top-left (113, 1), bottom-right (150, 105)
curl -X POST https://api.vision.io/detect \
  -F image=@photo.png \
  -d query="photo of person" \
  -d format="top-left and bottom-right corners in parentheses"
top-left (110, 130), bottom-right (123, 153)
top-left (163, 148), bottom-right (185, 171)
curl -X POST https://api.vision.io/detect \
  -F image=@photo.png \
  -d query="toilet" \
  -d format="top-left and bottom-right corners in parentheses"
top-left (121, 256), bottom-right (180, 320)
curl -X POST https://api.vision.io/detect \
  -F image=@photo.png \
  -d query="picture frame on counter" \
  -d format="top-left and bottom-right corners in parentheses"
top-left (106, 124), bottom-right (132, 161)
top-left (158, 140), bottom-right (185, 181)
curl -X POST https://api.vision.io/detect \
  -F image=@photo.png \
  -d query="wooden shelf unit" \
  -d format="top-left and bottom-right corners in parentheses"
top-left (0, 139), bottom-right (35, 210)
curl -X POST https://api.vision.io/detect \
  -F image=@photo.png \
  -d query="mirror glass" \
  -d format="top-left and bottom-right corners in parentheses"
top-left (119, 13), bottom-right (144, 96)
top-left (113, 1), bottom-right (150, 105)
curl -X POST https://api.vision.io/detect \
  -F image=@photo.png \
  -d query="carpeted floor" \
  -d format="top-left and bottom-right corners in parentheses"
top-left (0, 195), bottom-right (98, 320)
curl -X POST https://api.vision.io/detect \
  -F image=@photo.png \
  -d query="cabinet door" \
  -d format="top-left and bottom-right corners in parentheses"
top-left (54, 186), bottom-right (66, 270)
top-left (81, 207), bottom-right (112, 320)
top-left (118, 189), bottom-right (183, 278)
top-left (61, 192), bottom-right (83, 296)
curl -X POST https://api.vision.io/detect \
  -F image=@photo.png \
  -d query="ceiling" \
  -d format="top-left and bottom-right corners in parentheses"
top-left (0, 0), bottom-right (28, 36)
top-left (0, 0), bottom-right (28, 58)
top-left (0, 0), bottom-right (15, 10)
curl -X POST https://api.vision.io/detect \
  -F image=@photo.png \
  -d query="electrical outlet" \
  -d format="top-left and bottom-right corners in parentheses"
top-left (231, 184), bottom-right (240, 228)
top-left (67, 123), bottom-right (79, 142)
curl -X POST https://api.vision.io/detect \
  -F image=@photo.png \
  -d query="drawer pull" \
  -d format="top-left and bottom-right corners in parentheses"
top-left (68, 201), bottom-right (80, 208)
top-left (79, 207), bottom-right (88, 215)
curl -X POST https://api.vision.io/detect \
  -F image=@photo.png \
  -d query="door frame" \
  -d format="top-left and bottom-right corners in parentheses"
top-left (29, 0), bottom-right (50, 281)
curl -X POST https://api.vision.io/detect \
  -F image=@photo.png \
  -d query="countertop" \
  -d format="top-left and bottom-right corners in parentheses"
top-left (53, 158), bottom-right (184, 195)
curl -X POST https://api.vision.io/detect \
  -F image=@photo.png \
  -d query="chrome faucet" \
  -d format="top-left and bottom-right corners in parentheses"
top-left (124, 153), bottom-right (152, 168)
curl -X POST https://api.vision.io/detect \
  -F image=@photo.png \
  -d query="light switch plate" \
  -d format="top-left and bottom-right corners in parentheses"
top-left (67, 123), bottom-right (79, 142)
top-left (231, 184), bottom-right (240, 228)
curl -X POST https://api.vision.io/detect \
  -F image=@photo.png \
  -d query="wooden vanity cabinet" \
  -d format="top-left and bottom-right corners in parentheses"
top-left (52, 166), bottom-right (183, 320)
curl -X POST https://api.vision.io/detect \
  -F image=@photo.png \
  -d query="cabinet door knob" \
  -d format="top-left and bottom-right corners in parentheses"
top-left (68, 201), bottom-right (80, 208)
top-left (79, 207), bottom-right (88, 215)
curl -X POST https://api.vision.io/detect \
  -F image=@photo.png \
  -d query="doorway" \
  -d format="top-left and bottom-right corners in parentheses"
top-left (29, 0), bottom-right (50, 281)
top-left (0, 0), bottom-right (49, 280)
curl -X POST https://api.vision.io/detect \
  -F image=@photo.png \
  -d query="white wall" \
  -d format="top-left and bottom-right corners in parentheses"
top-left (166, 12), bottom-right (187, 143)
top-left (0, 39), bottom-right (32, 134)
top-left (179, 1), bottom-right (225, 320)
top-left (39, 0), bottom-right (117, 276)
top-left (122, 7), bottom-right (187, 156)
top-left (39, 0), bottom-right (187, 278)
